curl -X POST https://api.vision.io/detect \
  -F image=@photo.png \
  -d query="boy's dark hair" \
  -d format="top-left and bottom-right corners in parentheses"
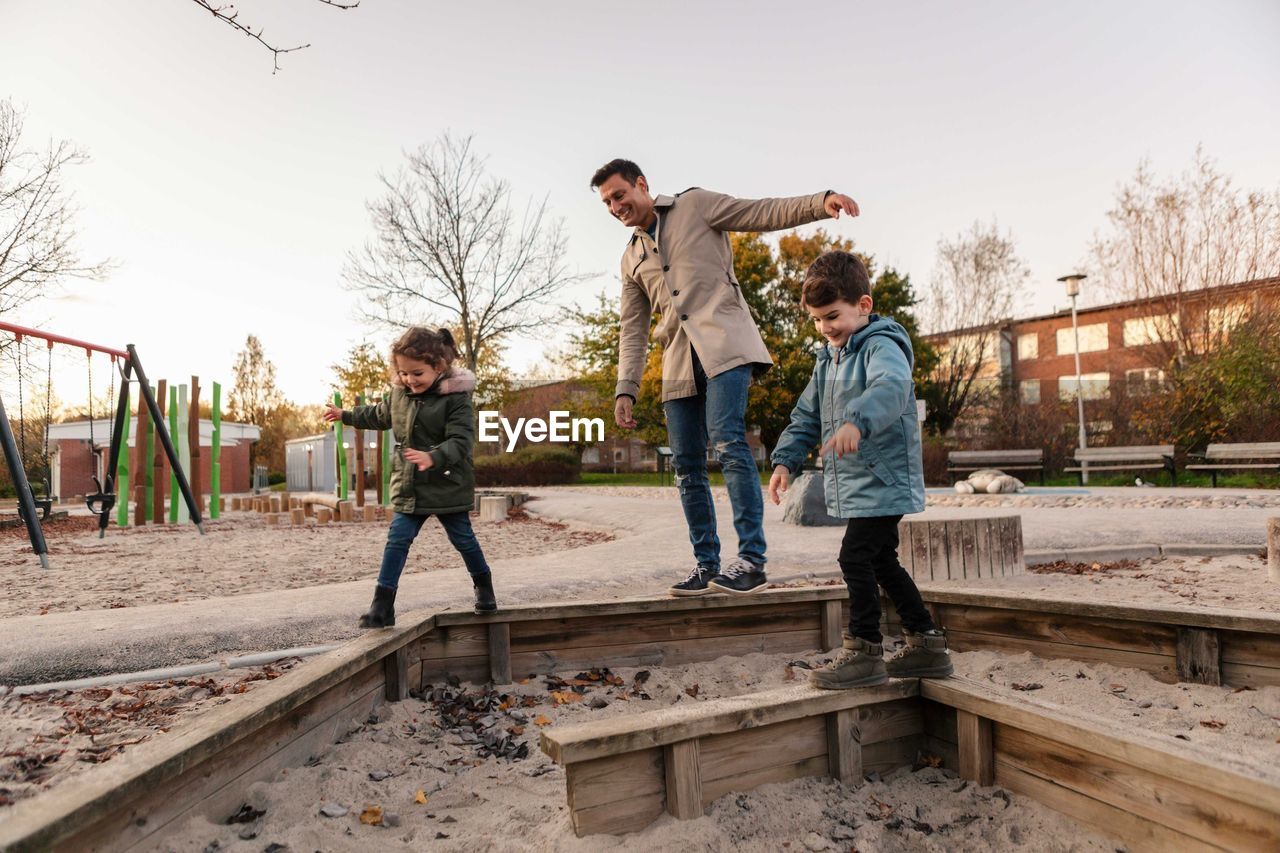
top-left (390, 326), bottom-right (458, 383)
top-left (801, 251), bottom-right (871, 308)
top-left (590, 158), bottom-right (644, 190)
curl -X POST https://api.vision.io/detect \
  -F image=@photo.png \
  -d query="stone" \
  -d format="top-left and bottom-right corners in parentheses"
top-left (320, 803), bottom-right (348, 818)
top-left (780, 471), bottom-right (843, 527)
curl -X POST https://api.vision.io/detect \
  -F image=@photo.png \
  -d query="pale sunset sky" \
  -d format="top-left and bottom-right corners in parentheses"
top-left (1, 0), bottom-right (1277, 409)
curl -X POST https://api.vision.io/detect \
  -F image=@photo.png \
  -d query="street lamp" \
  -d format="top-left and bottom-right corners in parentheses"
top-left (1058, 274), bottom-right (1089, 484)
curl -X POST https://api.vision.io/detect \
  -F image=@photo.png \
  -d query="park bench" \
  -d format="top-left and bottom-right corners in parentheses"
top-left (1065, 444), bottom-right (1177, 486)
top-left (946, 449), bottom-right (1045, 485)
top-left (1186, 442), bottom-right (1280, 487)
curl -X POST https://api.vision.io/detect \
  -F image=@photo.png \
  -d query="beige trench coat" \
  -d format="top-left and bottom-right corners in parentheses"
top-left (615, 188), bottom-right (830, 402)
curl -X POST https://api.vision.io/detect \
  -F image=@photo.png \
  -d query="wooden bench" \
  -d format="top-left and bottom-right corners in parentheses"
top-left (1065, 444), bottom-right (1177, 486)
top-left (539, 680), bottom-right (921, 836)
top-left (947, 449), bottom-right (1045, 485)
top-left (1186, 442), bottom-right (1280, 487)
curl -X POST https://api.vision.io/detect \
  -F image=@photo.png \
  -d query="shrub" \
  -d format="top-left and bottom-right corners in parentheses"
top-left (267, 471), bottom-right (287, 486)
top-left (475, 446), bottom-right (582, 487)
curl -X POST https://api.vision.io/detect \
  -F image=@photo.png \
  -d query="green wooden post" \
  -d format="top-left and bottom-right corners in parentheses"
top-left (333, 392), bottom-right (348, 501)
top-left (115, 384), bottom-right (130, 527)
top-left (144, 387), bottom-right (154, 518)
top-left (211, 382), bottom-right (222, 520)
top-left (381, 393), bottom-right (391, 506)
top-left (169, 384), bottom-right (180, 524)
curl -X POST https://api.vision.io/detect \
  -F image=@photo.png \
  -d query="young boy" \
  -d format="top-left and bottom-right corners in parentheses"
top-left (768, 251), bottom-right (952, 688)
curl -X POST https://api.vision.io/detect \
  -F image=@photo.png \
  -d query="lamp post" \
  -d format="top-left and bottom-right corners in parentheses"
top-left (1058, 274), bottom-right (1089, 484)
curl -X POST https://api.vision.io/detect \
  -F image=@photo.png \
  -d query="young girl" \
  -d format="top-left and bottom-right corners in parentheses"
top-left (323, 327), bottom-right (497, 627)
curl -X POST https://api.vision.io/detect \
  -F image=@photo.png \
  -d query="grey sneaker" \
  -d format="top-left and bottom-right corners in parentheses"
top-left (707, 558), bottom-right (768, 595)
top-left (810, 632), bottom-right (888, 689)
top-left (885, 629), bottom-right (954, 679)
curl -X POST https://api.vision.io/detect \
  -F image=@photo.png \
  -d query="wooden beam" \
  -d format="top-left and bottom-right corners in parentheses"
top-left (1175, 627), bottom-right (1221, 685)
top-left (488, 622), bottom-right (512, 684)
top-left (956, 709), bottom-right (994, 786)
top-left (819, 599), bottom-right (843, 651)
top-left (826, 708), bottom-right (862, 784)
top-left (384, 645), bottom-right (409, 701)
top-left (663, 740), bottom-right (702, 820)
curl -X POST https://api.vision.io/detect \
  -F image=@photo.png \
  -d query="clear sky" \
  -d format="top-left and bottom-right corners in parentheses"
top-left (2, 0), bottom-right (1277, 411)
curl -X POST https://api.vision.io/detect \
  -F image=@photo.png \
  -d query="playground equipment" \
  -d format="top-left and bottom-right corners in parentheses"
top-left (0, 322), bottom-right (205, 567)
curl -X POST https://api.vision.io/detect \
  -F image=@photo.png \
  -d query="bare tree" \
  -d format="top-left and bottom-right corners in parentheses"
top-left (1090, 148), bottom-right (1280, 365)
top-left (188, 0), bottom-right (359, 73)
top-left (921, 220), bottom-right (1029, 435)
top-left (0, 99), bottom-right (110, 318)
top-left (344, 132), bottom-right (592, 375)
top-left (228, 334), bottom-right (284, 469)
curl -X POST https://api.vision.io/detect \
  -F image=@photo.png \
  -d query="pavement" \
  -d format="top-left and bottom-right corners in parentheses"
top-left (1, 486), bottom-right (1275, 686)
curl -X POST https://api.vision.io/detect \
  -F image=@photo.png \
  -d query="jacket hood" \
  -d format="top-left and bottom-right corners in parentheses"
top-left (817, 314), bottom-right (915, 371)
top-left (434, 367), bottom-right (476, 395)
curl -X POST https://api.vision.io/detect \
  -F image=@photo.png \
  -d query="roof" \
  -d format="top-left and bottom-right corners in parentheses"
top-left (48, 418), bottom-right (260, 448)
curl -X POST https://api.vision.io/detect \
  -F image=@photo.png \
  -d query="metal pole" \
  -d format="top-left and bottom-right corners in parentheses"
top-left (0, 394), bottom-right (50, 568)
top-left (96, 358), bottom-right (135, 538)
top-left (1071, 294), bottom-right (1089, 485)
top-left (127, 345), bottom-right (205, 533)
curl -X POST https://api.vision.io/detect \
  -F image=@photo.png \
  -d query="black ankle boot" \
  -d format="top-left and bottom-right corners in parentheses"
top-left (473, 573), bottom-right (497, 613)
top-left (358, 584), bottom-right (396, 628)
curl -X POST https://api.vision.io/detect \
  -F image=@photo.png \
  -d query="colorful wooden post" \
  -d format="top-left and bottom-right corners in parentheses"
top-left (333, 392), bottom-right (348, 501)
top-left (375, 422), bottom-right (385, 506)
top-left (210, 381), bottom-right (221, 520)
top-left (153, 379), bottom-right (167, 524)
top-left (189, 376), bottom-right (202, 516)
top-left (381, 393), bottom-right (391, 506)
top-left (134, 385), bottom-right (150, 526)
top-left (176, 383), bottom-right (189, 524)
top-left (115, 383), bottom-right (130, 527)
top-left (354, 394), bottom-right (365, 508)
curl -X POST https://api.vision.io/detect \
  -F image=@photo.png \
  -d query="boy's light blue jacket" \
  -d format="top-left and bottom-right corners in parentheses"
top-left (771, 314), bottom-right (926, 518)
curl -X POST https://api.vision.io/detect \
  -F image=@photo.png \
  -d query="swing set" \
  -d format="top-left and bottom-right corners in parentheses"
top-left (0, 321), bottom-right (204, 569)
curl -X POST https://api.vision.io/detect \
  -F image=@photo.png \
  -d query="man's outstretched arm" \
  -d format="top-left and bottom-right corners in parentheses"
top-left (699, 189), bottom-right (859, 232)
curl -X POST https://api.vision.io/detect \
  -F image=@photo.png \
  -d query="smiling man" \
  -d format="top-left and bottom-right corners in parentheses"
top-left (590, 158), bottom-right (859, 596)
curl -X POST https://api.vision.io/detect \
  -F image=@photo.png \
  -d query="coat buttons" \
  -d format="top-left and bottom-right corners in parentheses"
top-left (663, 265), bottom-right (670, 272)
top-left (680, 314), bottom-right (688, 321)
top-left (672, 290), bottom-right (680, 296)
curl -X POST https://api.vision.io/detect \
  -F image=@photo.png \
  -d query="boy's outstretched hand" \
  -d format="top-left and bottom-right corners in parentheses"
top-left (768, 465), bottom-right (791, 505)
top-left (322, 403), bottom-right (343, 423)
top-left (403, 448), bottom-right (434, 471)
top-left (821, 422), bottom-right (862, 458)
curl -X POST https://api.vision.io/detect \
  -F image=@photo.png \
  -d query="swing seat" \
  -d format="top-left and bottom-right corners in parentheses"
top-left (17, 482), bottom-right (53, 523)
top-left (85, 476), bottom-right (115, 517)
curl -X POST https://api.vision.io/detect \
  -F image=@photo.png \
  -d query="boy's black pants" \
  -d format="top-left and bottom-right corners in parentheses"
top-left (839, 515), bottom-right (937, 644)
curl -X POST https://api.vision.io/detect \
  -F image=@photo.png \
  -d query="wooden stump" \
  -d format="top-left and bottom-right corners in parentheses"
top-left (479, 496), bottom-right (508, 522)
top-left (304, 502), bottom-right (315, 518)
top-left (265, 513), bottom-right (280, 526)
top-left (338, 501), bottom-right (354, 523)
top-left (897, 517), bottom-right (1023, 582)
top-left (217, 497), bottom-right (225, 512)
top-left (362, 505), bottom-right (377, 523)
top-left (230, 496), bottom-right (241, 512)
top-left (269, 496), bottom-right (282, 514)
top-left (1269, 517), bottom-right (1280, 584)
top-left (290, 508), bottom-right (305, 525)
top-left (316, 507), bottom-right (332, 525)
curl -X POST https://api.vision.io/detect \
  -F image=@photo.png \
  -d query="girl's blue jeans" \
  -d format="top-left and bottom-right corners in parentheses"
top-left (377, 510), bottom-right (491, 590)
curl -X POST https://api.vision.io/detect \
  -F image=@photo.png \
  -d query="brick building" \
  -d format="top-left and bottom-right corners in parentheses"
top-left (926, 277), bottom-right (1280, 411)
top-left (45, 418), bottom-right (259, 501)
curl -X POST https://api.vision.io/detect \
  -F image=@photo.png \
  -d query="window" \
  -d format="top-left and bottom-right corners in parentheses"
top-left (1056, 323), bottom-right (1108, 355)
top-left (1123, 314), bottom-right (1177, 347)
top-left (1020, 379), bottom-right (1041, 405)
top-left (1058, 372), bottom-right (1110, 401)
top-left (640, 446), bottom-right (655, 462)
top-left (1017, 333), bottom-right (1038, 360)
top-left (613, 449), bottom-right (626, 463)
top-left (1125, 367), bottom-right (1165, 394)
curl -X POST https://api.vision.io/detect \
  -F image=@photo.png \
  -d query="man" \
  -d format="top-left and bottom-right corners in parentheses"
top-left (591, 158), bottom-right (858, 596)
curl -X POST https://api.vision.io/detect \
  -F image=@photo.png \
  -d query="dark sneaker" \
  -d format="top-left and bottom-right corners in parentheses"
top-left (707, 558), bottom-right (769, 595)
top-left (669, 565), bottom-right (720, 597)
top-left (885, 629), bottom-right (954, 679)
top-left (811, 632), bottom-right (888, 689)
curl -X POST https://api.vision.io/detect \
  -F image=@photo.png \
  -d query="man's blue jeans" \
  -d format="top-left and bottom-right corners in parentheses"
top-left (662, 352), bottom-right (766, 570)
top-left (377, 510), bottom-right (491, 590)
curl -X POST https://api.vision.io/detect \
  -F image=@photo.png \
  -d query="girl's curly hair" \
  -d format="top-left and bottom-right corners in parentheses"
top-left (389, 327), bottom-right (458, 385)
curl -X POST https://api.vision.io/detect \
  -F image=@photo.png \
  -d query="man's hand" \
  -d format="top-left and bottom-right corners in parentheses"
top-left (820, 422), bottom-right (862, 458)
top-left (615, 396), bottom-right (637, 430)
top-left (768, 465), bottom-right (792, 505)
top-left (824, 192), bottom-right (860, 220)
top-left (403, 448), bottom-right (434, 471)
top-left (322, 403), bottom-right (343, 423)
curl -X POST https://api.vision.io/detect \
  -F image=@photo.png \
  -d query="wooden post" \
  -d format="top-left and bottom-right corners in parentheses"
top-left (663, 740), bottom-right (702, 820)
top-left (134, 394), bottom-right (150, 526)
top-left (375, 422), bottom-right (385, 506)
top-left (354, 394), bottom-right (365, 508)
top-left (362, 504), bottom-right (376, 523)
top-left (338, 500), bottom-right (354, 523)
top-left (290, 508), bottom-right (305, 525)
top-left (488, 622), bottom-right (512, 684)
top-left (957, 710), bottom-right (994, 786)
top-left (1176, 627), bottom-right (1222, 685)
top-left (265, 513), bottom-right (280, 526)
top-left (820, 600), bottom-right (843, 652)
top-left (316, 507), bottom-right (332, 525)
top-left (826, 708), bottom-right (862, 784)
top-left (188, 376), bottom-right (202, 515)
top-left (152, 379), bottom-right (166, 524)
top-left (1269, 518), bottom-right (1280, 583)
top-left (384, 646), bottom-right (409, 701)
top-left (479, 496), bottom-right (507, 522)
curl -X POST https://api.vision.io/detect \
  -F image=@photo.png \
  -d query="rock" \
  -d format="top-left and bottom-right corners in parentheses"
top-left (1137, 700), bottom-right (1153, 709)
top-left (781, 472), bottom-right (843, 526)
top-left (803, 831), bottom-right (835, 851)
top-left (384, 813), bottom-right (402, 827)
top-left (237, 827), bottom-right (258, 841)
top-left (588, 697), bottom-right (609, 709)
top-left (320, 803), bottom-right (348, 818)
top-left (368, 770), bottom-right (391, 781)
